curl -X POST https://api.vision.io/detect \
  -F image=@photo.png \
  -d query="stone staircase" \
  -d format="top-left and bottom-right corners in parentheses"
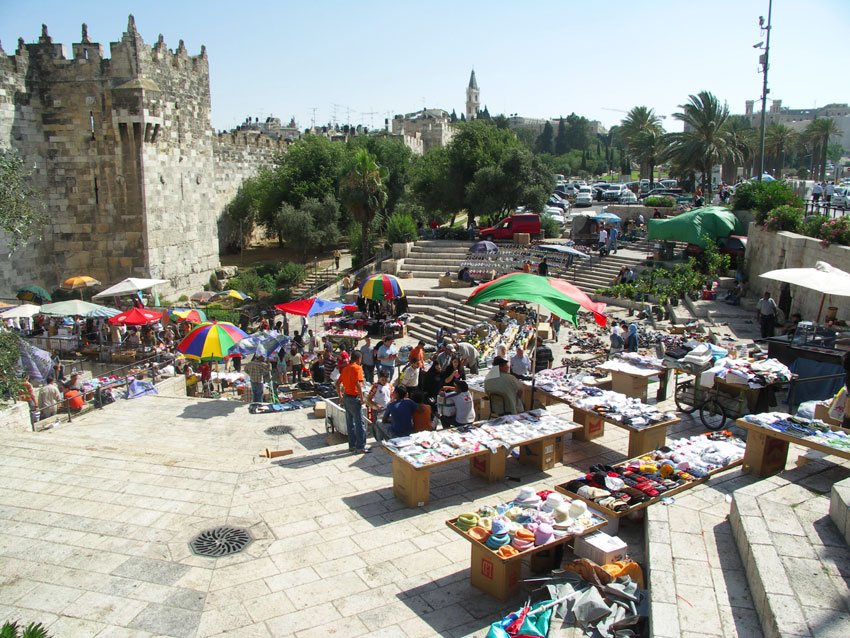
top-left (291, 266), bottom-right (339, 299)
top-left (402, 240), bottom-right (476, 278)
top-left (729, 461), bottom-right (850, 638)
top-left (405, 289), bottom-right (502, 343)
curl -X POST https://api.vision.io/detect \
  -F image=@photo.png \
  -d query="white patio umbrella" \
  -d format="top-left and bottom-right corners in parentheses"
top-left (0, 304), bottom-right (42, 319)
top-left (759, 261), bottom-right (850, 322)
top-left (93, 277), bottom-right (169, 298)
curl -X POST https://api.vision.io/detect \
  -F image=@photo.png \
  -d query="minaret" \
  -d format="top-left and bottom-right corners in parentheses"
top-left (466, 69), bottom-right (479, 121)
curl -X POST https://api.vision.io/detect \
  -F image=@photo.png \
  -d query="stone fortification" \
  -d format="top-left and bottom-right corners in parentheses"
top-left (0, 17), bottom-right (283, 298)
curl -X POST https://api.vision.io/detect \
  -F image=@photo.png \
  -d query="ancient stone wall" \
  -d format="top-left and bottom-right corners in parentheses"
top-left (0, 18), bottom-right (281, 300)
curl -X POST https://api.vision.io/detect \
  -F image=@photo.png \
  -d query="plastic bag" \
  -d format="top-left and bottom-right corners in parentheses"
top-left (486, 600), bottom-right (553, 638)
top-left (796, 400), bottom-right (818, 420)
top-left (828, 388), bottom-right (847, 422)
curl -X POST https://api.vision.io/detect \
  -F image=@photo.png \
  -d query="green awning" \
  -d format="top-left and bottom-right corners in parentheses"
top-left (647, 206), bottom-right (742, 247)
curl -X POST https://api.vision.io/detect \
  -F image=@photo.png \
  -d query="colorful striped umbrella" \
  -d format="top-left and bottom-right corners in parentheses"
top-left (210, 289), bottom-right (252, 303)
top-left (359, 274), bottom-right (404, 300)
top-left (274, 297), bottom-right (354, 317)
top-left (108, 307), bottom-right (163, 326)
top-left (170, 308), bottom-right (208, 323)
top-left (177, 321), bottom-right (248, 361)
top-left (467, 273), bottom-right (608, 327)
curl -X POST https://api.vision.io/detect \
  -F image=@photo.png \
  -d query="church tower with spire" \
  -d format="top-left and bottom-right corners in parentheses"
top-left (465, 69), bottom-right (479, 120)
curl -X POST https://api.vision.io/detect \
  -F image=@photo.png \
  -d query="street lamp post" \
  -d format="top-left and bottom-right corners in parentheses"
top-left (757, 1), bottom-right (773, 182)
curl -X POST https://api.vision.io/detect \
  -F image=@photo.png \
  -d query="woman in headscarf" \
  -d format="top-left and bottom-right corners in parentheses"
top-left (442, 355), bottom-right (466, 386)
top-left (609, 325), bottom-right (624, 357)
top-left (625, 323), bottom-right (639, 353)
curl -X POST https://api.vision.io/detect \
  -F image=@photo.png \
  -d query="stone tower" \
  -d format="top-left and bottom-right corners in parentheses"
top-left (0, 17), bottom-right (283, 297)
top-left (466, 69), bottom-right (479, 121)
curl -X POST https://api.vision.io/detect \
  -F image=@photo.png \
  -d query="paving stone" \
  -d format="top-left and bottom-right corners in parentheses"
top-left (651, 601), bottom-right (681, 637)
top-left (674, 558), bottom-right (714, 587)
top-left (801, 605), bottom-right (850, 638)
top-left (783, 557), bottom-right (846, 611)
top-left (759, 500), bottom-right (806, 537)
top-left (111, 557), bottom-right (191, 587)
top-left (676, 584), bottom-right (723, 635)
top-left (12, 581), bottom-right (84, 614)
top-left (44, 616), bottom-right (107, 638)
top-left (717, 604), bottom-right (763, 638)
top-left (61, 591), bottom-right (149, 626)
top-left (128, 602), bottom-right (201, 638)
top-left (763, 592), bottom-right (810, 637)
top-left (671, 531), bottom-right (708, 562)
top-left (265, 602), bottom-right (342, 636)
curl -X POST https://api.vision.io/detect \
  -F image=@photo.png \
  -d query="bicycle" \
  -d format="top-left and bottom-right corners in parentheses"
top-left (673, 374), bottom-right (728, 431)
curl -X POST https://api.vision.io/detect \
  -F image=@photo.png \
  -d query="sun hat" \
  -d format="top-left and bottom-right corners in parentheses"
top-left (468, 526), bottom-right (490, 542)
top-left (514, 487), bottom-right (541, 506)
top-left (497, 545), bottom-right (519, 558)
top-left (491, 516), bottom-right (510, 536)
top-left (485, 532), bottom-right (511, 550)
top-left (478, 516), bottom-right (493, 531)
top-left (568, 500), bottom-right (589, 519)
top-left (534, 523), bottom-right (554, 546)
top-left (511, 529), bottom-right (535, 551)
top-left (542, 493), bottom-right (565, 512)
top-left (553, 503), bottom-right (573, 528)
top-left (455, 513), bottom-right (479, 532)
top-left (477, 506), bottom-right (497, 519)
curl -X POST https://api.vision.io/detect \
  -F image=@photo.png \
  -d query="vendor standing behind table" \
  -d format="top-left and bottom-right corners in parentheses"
top-left (457, 341), bottom-right (480, 374)
top-left (756, 291), bottom-right (779, 339)
top-left (625, 324), bottom-right (639, 353)
top-left (484, 356), bottom-right (525, 415)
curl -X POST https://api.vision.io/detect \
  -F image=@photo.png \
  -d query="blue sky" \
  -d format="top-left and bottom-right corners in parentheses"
top-left (2, 0), bottom-right (849, 134)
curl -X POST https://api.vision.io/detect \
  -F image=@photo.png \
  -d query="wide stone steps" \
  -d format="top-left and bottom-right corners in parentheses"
top-left (729, 461), bottom-right (850, 638)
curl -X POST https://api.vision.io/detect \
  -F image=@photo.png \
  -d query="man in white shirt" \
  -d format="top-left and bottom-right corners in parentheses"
top-left (812, 182), bottom-right (823, 203)
top-left (400, 357), bottom-right (420, 390)
top-left (443, 380), bottom-right (475, 427)
top-left (756, 291), bottom-right (779, 338)
top-left (598, 227), bottom-right (608, 252)
top-left (510, 347), bottom-right (532, 378)
top-left (826, 182), bottom-right (835, 204)
top-left (377, 337), bottom-right (398, 381)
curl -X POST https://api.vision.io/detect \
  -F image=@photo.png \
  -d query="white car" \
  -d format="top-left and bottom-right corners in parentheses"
top-left (545, 210), bottom-right (566, 226)
top-left (574, 192), bottom-right (593, 207)
top-left (832, 186), bottom-right (850, 208)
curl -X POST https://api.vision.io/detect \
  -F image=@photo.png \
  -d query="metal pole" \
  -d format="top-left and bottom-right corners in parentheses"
top-left (757, 0), bottom-right (773, 181)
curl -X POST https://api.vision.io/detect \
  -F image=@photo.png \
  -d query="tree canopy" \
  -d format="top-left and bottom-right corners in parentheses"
top-left (0, 149), bottom-right (46, 255)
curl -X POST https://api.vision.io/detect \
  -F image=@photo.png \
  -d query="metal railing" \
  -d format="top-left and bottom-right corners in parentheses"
top-left (803, 200), bottom-right (848, 219)
top-left (786, 372), bottom-right (846, 410)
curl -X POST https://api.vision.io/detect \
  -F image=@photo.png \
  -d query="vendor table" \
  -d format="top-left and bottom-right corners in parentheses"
top-left (445, 511), bottom-right (606, 601)
top-left (597, 361), bottom-right (662, 402)
top-left (554, 452), bottom-right (742, 520)
top-left (382, 421), bottom-right (581, 508)
top-left (736, 418), bottom-right (850, 477)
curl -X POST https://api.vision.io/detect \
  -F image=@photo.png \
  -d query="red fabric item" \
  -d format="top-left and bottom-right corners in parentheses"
top-left (109, 307), bottom-right (163, 325)
top-left (64, 390), bottom-right (84, 411)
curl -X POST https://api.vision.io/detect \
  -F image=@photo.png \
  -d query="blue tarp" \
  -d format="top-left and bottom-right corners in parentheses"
top-left (788, 358), bottom-right (845, 407)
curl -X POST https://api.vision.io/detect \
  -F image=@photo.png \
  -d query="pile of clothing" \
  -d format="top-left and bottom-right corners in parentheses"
top-left (743, 412), bottom-right (850, 452)
top-left (570, 389), bottom-right (676, 429)
top-left (383, 409), bottom-right (573, 467)
top-left (454, 489), bottom-right (604, 558)
top-left (649, 431), bottom-right (745, 473)
top-left (701, 357), bottom-right (792, 389)
top-left (563, 459), bottom-right (697, 513)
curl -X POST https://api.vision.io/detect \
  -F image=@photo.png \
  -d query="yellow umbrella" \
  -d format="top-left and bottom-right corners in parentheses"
top-left (62, 275), bottom-right (101, 298)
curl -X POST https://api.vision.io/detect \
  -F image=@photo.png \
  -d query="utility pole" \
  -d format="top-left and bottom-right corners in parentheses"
top-left (757, 0), bottom-right (773, 181)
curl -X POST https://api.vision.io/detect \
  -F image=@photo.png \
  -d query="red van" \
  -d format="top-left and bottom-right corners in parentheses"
top-left (480, 213), bottom-right (541, 241)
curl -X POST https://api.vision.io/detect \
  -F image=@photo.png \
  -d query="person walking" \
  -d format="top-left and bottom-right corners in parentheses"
top-left (812, 182), bottom-right (823, 204)
top-left (338, 351), bottom-right (369, 453)
top-left (756, 291), bottom-right (779, 339)
top-left (333, 248), bottom-right (342, 270)
top-left (243, 355), bottom-right (270, 403)
top-left (608, 224), bottom-right (619, 254)
top-left (549, 314), bottom-right (561, 342)
top-left (537, 258), bottom-right (549, 276)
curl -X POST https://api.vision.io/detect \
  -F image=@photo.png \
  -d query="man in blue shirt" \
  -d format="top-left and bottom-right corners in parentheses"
top-left (375, 386), bottom-right (418, 443)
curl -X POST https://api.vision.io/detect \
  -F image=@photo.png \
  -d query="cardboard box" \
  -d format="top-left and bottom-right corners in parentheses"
top-left (313, 401), bottom-right (326, 418)
top-left (537, 325), bottom-right (551, 340)
top-left (574, 532), bottom-right (627, 565)
top-left (516, 233), bottom-right (531, 245)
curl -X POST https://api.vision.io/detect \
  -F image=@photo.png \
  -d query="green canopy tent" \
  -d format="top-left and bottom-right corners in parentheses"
top-left (647, 206), bottom-right (743, 248)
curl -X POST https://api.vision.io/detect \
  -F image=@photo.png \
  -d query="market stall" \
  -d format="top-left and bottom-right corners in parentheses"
top-left (597, 353), bottom-right (665, 402)
top-left (445, 490), bottom-right (607, 600)
top-left (380, 410), bottom-right (580, 508)
top-left (737, 413), bottom-right (850, 477)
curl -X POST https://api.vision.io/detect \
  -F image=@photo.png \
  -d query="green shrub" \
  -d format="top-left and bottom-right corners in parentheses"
top-left (434, 226), bottom-right (470, 240)
top-left (763, 206), bottom-right (804, 233)
top-left (275, 262), bottom-right (306, 288)
top-left (801, 215), bottom-right (829, 239)
top-left (386, 212), bottom-right (418, 244)
top-left (177, 295), bottom-right (188, 302)
top-left (206, 308), bottom-right (239, 324)
top-left (644, 196), bottom-right (675, 208)
top-left (732, 180), bottom-right (802, 223)
top-left (802, 215), bottom-right (850, 246)
top-left (540, 214), bottom-right (561, 239)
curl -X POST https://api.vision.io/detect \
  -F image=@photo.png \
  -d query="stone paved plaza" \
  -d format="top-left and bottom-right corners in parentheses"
top-left (1, 388), bottom-right (847, 637)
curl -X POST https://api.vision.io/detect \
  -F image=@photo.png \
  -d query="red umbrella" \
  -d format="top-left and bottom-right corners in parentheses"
top-left (108, 307), bottom-right (163, 326)
top-left (274, 297), bottom-right (355, 317)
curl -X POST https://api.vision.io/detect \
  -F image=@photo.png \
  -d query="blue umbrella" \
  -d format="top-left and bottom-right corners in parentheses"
top-left (593, 212), bottom-right (621, 223)
top-left (469, 241), bottom-right (498, 253)
top-left (761, 174), bottom-right (776, 182)
top-left (86, 306), bottom-right (121, 318)
top-left (15, 338), bottom-right (54, 383)
top-left (228, 331), bottom-right (291, 357)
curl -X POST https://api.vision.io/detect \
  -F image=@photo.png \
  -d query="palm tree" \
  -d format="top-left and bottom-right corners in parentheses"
top-left (631, 129), bottom-right (668, 187)
top-left (806, 118), bottom-right (840, 181)
top-left (619, 106), bottom-right (662, 181)
top-left (722, 116), bottom-right (755, 182)
top-left (665, 91), bottom-right (739, 196)
top-left (764, 123), bottom-right (796, 176)
top-left (339, 149), bottom-right (388, 264)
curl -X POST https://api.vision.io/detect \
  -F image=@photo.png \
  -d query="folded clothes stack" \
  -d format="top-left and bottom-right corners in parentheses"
top-left (700, 357), bottom-right (792, 389)
top-left (382, 409), bottom-right (573, 467)
top-left (454, 488), bottom-right (604, 556)
top-left (742, 412), bottom-right (850, 452)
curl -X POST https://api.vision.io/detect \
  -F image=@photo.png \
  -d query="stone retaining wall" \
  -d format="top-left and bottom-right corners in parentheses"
top-left (744, 222), bottom-right (850, 321)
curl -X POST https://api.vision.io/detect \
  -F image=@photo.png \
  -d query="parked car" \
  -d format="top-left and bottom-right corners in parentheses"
top-left (480, 213), bottom-right (541, 240)
top-left (639, 188), bottom-right (681, 201)
top-left (574, 191), bottom-right (593, 207)
top-left (548, 194), bottom-right (570, 211)
top-left (601, 184), bottom-right (627, 202)
top-left (619, 190), bottom-right (638, 204)
top-left (832, 186), bottom-right (849, 208)
top-left (593, 184), bottom-right (613, 201)
top-left (545, 210), bottom-right (567, 227)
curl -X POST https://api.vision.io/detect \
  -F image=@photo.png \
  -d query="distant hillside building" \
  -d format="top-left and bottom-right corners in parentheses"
top-left (391, 109), bottom-right (455, 153)
top-left (235, 116), bottom-right (301, 142)
top-left (741, 100), bottom-right (850, 150)
top-left (466, 70), bottom-right (480, 121)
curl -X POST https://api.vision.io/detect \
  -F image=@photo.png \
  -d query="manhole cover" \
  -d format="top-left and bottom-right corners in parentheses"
top-left (189, 526), bottom-right (253, 557)
top-left (264, 425), bottom-right (292, 436)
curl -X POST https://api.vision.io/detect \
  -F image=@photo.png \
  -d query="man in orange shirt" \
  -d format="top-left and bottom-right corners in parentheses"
top-left (338, 351), bottom-right (369, 453)
top-left (409, 340), bottom-right (425, 365)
